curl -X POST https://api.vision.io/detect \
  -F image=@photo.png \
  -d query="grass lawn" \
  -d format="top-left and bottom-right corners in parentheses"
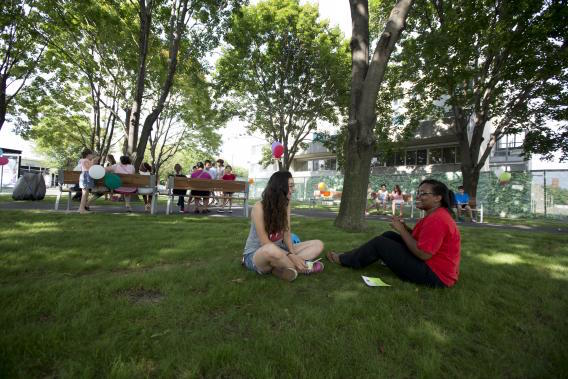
top-left (1, 210), bottom-right (567, 377)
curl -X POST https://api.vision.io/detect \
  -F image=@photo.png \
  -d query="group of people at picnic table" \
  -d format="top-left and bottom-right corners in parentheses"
top-left (242, 171), bottom-right (463, 288)
top-left (76, 149), bottom-right (236, 214)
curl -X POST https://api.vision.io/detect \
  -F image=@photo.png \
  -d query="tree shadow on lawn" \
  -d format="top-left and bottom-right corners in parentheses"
top-left (1, 211), bottom-right (567, 376)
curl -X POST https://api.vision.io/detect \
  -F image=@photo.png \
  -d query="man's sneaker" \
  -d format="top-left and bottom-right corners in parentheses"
top-left (217, 209), bottom-right (224, 213)
top-left (303, 260), bottom-right (324, 274)
top-left (272, 267), bottom-right (298, 282)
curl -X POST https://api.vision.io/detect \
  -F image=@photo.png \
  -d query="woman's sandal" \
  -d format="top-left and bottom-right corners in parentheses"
top-left (326, 251), bottom-right (342, 264)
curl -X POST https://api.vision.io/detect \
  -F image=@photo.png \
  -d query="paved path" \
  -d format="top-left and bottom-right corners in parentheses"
top-left (1, 192), bottom-right (566, 234)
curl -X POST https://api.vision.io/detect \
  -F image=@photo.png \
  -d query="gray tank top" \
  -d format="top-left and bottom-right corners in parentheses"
top-left (243, 217), bottom-right (285, 256)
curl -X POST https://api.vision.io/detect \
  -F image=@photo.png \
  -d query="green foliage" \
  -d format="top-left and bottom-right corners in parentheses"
top-left (215, 0), bottom-right (350, 169)
top-left (0, 0), bottom-right (49, 130)
top-left (380, 0), bottom-right (568, 185)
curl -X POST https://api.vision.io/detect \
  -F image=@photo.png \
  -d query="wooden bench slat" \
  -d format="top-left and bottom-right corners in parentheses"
top-left (167, 176), bottom-right (249, 216)
top-left (58, 170), bottom-right (155, 187)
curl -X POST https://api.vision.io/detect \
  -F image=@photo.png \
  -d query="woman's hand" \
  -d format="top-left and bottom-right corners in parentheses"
top-left (287, 253), bottom-right (308, 273)
top-left (390, 216), bottom-right (408, 234)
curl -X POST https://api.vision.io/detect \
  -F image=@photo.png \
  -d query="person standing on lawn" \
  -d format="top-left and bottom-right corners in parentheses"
top-left (327, 179), bottom-right (461, 288)
top-left (78, 149), bottom-right (99, 214)
top-left (242, 170), bottom-right (324, 282)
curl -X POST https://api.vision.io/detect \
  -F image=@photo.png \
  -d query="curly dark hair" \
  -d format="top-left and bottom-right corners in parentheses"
top-left (262, 171), bottom-right (292, 235)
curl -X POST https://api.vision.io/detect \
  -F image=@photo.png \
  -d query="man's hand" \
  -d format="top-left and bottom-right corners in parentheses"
top-left (287, 253), bottom-right (308, 273)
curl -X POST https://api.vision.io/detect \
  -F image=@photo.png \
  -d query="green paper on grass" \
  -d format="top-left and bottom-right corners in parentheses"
top-left (362, 275), bottom-right (391, 287)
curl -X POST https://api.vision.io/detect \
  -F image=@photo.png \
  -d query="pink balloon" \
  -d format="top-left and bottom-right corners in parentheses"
top-left (273, 144), bottom-right (284, 158)
top-left (0, 156), bottom-right (8, 166)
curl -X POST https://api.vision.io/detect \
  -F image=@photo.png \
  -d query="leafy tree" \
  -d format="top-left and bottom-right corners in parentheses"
top-left (0, 0), bottom-right (47, 132)
top-left (215, 0), bottom-right (351, 171)
top-left (128, 0), bottom-right (244, 171)
top-left (13, 0), bottom-right (137, 164)
top-left (147, 66), bottom-right (223, 178)
top-left (334, 0), bottom-right (414, 231)
top-left (385, 0), bottom-right (567, 199)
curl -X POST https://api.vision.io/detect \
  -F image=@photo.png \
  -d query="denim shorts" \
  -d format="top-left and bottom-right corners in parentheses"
top-left (79, 172), bottom-right (95, 189)
top-left (242, 252), bottom-right (269, 275)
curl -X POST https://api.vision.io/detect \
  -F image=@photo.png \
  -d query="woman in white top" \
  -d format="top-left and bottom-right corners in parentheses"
top-left (138, 162), bottom-right (153, 212)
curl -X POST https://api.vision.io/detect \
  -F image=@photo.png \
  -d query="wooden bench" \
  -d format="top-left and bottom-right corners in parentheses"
top-left (55, 170), bottom-right (158, 214)
top-left (165, 176), bottom-right (249, 216)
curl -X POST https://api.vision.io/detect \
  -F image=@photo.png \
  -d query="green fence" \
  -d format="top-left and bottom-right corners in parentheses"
top-left (249, 169), bottom-right (568, 220)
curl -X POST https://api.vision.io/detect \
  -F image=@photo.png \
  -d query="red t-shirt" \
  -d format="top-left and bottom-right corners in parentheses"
top-left (412, 207), bottom-right (461, 287)
top-left (222, 173), bottom-right (236, 181)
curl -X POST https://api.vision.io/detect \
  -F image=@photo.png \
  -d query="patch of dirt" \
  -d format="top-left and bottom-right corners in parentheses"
top-left (118, 287), bottom-right (165, 304)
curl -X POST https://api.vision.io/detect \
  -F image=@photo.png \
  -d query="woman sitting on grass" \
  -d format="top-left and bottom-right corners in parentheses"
top-left (242, 171), bottom-right (324, 282)
top-left (327, 179), bottom-right (461, 288)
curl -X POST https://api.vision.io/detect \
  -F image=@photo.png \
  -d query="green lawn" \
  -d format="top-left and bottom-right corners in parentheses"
top-left (1, 210), bottom-right (567, 377)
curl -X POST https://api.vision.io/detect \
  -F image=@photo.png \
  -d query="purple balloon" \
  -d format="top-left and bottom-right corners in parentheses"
top-left (271, 141), bottom-right (282, 152)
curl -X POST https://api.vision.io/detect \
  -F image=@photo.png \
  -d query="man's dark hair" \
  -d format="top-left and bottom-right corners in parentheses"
top-left (119, 156), bottom-right (132, 165)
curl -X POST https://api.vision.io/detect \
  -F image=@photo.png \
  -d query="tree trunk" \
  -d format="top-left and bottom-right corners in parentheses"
top-left (335, 0), bottom-right (414, 231)
top-left (134, 0), bottom-right (188, 170)
top-left (127, 0), bottom-right (152, 157)
top-left (0, 75), bottom-right (6, 132)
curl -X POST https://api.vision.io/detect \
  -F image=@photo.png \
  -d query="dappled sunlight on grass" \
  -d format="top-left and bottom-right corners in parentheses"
top-left (1, 210), bottom-right (568, 377)
top-left (542, 264), bottom-right (568, 281)
top-left (408, 320), bottom-right (449, 344)
top-left (477, 253), bottom-right (525, 265)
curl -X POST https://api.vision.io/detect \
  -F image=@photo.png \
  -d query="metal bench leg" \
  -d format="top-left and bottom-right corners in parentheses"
top-left (244, 199), bottom-right (248, 217)
top-left (166, 194), bottom-right (172, 215)
top-left (151, 193), bottom-right (157, 215)
top-left (66, 191), bottom-right (72, 211)
top-left (55, 191), bottom-right (61, 210)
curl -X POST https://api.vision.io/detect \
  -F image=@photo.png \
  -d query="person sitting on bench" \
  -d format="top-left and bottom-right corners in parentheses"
top-left (455, 185), bottom-right (475, 222)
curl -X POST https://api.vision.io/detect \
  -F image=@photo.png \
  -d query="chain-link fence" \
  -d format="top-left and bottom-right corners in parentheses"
top-left (249, 169), bottom-right (568, 220)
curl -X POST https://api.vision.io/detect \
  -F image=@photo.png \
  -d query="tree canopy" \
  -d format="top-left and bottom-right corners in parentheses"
top-left (383, 0), bottom-right (567, 195)
top-left (215, 0), bottom-right (350, 170)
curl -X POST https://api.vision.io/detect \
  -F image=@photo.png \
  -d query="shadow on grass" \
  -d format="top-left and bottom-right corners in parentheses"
top-left (0, 210), bottom-right (567, 377)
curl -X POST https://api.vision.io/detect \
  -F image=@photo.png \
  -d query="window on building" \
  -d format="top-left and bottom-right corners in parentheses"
top-left (443, 147), bottom-right (457, 164)
top-left (324, 158), bottom-right (337, 170)
top-left (429, 148), bottom-right (443, 164)
top-left (385, 152), bottom-right (395, 167)
top-left (311, 160), bottom-right (319, 171)
top-left (294, 160), bottom-right (308, 171)
top-left (417, 149), bottom-right (427, 165)
top-left (374, 152), bottom-right (386, 167)
top-left (406, 150), bottom-right (417, 165)
top-left (395, 151), bottom-right (405, 166)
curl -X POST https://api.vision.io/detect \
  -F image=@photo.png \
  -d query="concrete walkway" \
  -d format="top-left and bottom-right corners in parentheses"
top-left (1, 191), bottom-right (566, 234)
